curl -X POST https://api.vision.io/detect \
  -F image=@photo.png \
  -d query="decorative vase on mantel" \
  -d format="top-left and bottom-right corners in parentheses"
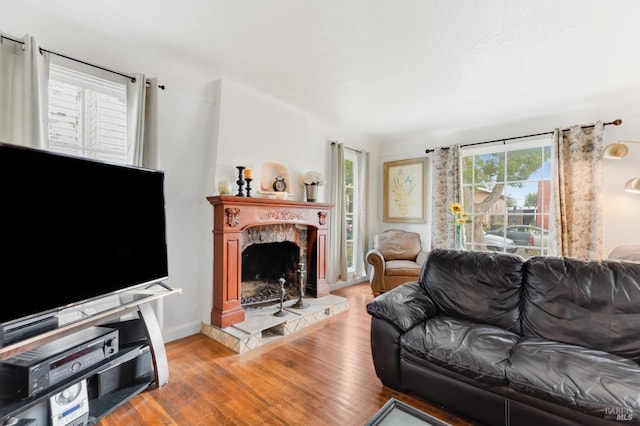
top-left (305, 183), bottom-right (319, 202)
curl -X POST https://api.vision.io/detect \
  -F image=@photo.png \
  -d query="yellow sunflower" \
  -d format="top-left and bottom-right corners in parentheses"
top-left (450, 202), bottom-right (464, 214)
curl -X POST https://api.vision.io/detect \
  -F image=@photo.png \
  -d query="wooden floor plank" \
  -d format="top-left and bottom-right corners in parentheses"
top-left (95, 282), bottom-right (481, 425)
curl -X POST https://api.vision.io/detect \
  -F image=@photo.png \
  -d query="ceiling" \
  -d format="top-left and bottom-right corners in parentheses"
top-left (6, 1), bottom-right (640, 138)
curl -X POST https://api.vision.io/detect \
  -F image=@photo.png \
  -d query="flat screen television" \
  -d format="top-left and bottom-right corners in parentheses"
top-left (0, 142), bottom-right (169, 334)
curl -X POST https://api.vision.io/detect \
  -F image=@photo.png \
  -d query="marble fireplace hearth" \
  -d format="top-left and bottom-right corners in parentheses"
top-left (200, 294), bottom-right (349, 353)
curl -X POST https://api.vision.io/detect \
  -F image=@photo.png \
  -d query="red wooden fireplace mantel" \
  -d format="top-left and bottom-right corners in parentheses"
top-left (206, 195), bottom-right (334, 328)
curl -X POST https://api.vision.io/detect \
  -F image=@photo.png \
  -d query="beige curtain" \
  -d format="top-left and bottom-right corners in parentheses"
top-left (430, 145), bottom-right (461, 249)
top-left (550, 122), bottom-right (604, 259)
top-left (127, 74), bottom-right (159, 168)
top-left (0, 34), bottom-right (50, 148)
top-left (141, 77), bottom-right (160, 169)
top-left (355, 149), bottom-right (369, 277)
top-left (328, 142), bottom-right (369, 283)
top-left (329, 143), bottom-right (347, 283)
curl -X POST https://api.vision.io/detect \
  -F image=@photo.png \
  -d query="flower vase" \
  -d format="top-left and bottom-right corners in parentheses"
top-left (305, 183), bottom-right (318, 202)
top-left (218, 180), bottom-right (232, 195)
top-left (454, 226), bottom-right (465, 250)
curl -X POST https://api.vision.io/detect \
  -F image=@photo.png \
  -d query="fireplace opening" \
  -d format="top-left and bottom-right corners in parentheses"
top-left (241, 241), bottom-right (302, 307)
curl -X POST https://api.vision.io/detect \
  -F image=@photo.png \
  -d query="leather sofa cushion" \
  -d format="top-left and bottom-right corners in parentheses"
top-left (366, 282), bottom-right (437, 333)
top-left (419, 249), bottom-right (524, 334)
top-left (507, 337), bottom-right (640, 421)
top-left (522, 256), bottom-right (640, 362)
top-left (401, 316), bottom-right (520, 385)
top-left (374, 230), bottom-right (421, 261)
top-left (385, 259), bottom-right (421, 276)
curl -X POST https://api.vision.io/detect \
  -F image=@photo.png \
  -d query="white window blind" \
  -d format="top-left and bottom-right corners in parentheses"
top-left (48, 64), bottom-right (129, 164)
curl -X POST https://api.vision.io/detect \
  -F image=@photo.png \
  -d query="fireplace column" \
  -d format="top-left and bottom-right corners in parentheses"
top-left (211, 226), bottom-right (244, 327)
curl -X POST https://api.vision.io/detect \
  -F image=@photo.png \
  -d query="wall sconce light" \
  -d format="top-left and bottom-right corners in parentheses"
top-left (625, 178), bottom-right (640, 194)
top-left (603, 141), bottom-right (640, 159)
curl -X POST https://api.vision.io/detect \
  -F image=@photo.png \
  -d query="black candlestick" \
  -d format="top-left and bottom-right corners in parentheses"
top-left (292, 262), bottom-right (309, 309)
top-left (274, 277), bottom-right (288, 317)
top-left (245, 178), bottom-right (253, 197)
top-left (236, 166), bottom-right (245, 196)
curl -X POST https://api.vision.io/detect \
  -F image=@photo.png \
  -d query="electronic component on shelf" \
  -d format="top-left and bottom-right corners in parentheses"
top-left (0, 327), bottom-right (118, 399)
top-left (49, 379), bottom-right (89, 426)
top-left (2, 418), bottom-right (37, 425)
top-left (0, 314), bottom-right (59, 346)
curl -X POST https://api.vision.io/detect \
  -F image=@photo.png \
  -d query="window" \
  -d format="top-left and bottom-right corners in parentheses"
top-left (48, 63), bottom-right (129, 164)
top-left (344, 150), bottom-right (358, 274)
top-left (461, 138), bottom-right (551, 258)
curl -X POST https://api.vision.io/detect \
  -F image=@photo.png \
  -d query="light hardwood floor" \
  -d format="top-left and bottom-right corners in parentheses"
top-left (96, 282), bottom-right (481, 426)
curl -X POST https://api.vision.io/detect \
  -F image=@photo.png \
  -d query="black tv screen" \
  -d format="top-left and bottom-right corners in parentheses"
top-left (0, 142), bottom-right (169, 326)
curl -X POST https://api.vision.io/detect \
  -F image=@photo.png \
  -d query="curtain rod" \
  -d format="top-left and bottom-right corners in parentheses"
top-left (1, 34), bottom-right (165, 90)
top-left (424, 119), bottom-right (622, 154)
top-left (331, 141), bottom-right (363, 154)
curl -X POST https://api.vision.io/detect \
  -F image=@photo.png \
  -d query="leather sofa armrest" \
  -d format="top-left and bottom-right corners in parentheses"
top-left (366, 248), bottom-right (385, 290)
top-left (366, 282), bottom-right (437, 333)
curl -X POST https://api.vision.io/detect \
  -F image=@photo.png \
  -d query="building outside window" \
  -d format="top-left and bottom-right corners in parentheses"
top-left (461, 138), bottom-right (551, 258)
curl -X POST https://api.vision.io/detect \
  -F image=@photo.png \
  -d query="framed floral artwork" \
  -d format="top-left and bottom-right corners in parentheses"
top-left (383, 157), bottom-right (427, 223)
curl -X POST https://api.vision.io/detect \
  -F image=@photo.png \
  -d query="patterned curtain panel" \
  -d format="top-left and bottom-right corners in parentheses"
top-left (430, 145), bottom-right (461, 249)
top-left (550, 122), bottom-right (604, 259)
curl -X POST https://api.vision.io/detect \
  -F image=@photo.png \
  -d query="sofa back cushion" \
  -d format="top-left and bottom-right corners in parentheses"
top-left (522, 256), bottom-right (640, 362)
top-left (374, 229), bottom-right (422, 261)
top-left (419, 249), bottom-right (524, 334)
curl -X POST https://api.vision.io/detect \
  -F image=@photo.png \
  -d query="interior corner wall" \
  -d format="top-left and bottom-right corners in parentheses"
top-left (155, 86), bottom-right (217, 341)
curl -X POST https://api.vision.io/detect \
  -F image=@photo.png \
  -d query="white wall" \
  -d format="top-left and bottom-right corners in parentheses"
top-left (214, 79), bottom-right (320, 200)
top-left (155, 86), bottom-right (217, 340)
top-left (601, 117), bottom-right (640, 256)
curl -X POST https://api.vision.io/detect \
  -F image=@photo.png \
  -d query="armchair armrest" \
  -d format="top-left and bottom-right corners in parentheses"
top-left (366, 248), bottom-right (385, 290)
top-left (366, 282), bottom-right (437, 333)
top-left (416, 250), bottom-right (429, 267)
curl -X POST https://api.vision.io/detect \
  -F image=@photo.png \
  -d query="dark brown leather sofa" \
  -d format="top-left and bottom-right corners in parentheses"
top-left (367, 249), bottom-right (640, 425)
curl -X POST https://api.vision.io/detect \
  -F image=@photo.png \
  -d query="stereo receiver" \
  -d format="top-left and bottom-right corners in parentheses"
top-left (0, 326), bottom-right (118, 399)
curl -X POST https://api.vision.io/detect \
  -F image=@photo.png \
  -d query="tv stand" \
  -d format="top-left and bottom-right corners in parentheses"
top-left (0, 314), bottom-right (59, 346)
top-left (0, 284), bottom-right (181, 424)
top-left (146, 281), bottom-right (174, 291)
